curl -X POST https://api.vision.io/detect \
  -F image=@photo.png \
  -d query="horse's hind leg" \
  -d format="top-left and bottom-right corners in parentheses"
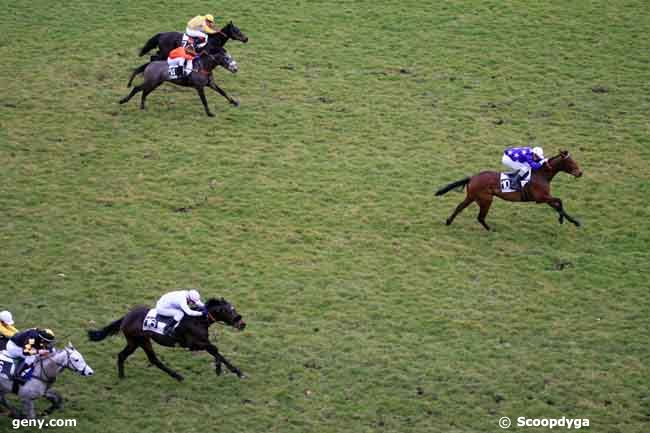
top-left (0, 393), bottom-right (19, 418)
top-left (140, 338), bottom-right (184, 382)
top-left (446, 196), bottom-right (474, 226)
top-left (120, 85), bottom-right (143, 104)
top-left (117, 337), bottom-right (139, 379)
top-left (476, 195), bottom-right (494, 231)
top-left (140, 82), bottom-right (162, 110)
top-left (43, 389), bottom-right (62, 415)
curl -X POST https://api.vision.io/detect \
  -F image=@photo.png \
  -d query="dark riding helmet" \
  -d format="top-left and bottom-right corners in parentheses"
top-left (38, 328), bottom-right (56, 342)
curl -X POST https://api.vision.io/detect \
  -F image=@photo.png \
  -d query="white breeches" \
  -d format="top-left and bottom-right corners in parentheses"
top-left (184, 29), bottom-right (208, 48)
top-left (502, 154), bottom-right (530, 174)
top-left (167, 57), bottom-right (192, 75)
top-left (156, 306), bottom-right (185, 322)
top-left (5, 340), bottom-right (35, 363)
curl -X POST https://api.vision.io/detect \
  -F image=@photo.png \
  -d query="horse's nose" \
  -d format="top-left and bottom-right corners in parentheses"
top-left (576, 171), bottom-right (583, 178)
top-left (85, 367), bottom-right (94, 376)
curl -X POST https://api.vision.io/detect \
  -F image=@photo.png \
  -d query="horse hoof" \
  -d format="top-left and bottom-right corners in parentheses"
top-left (445, 219), bottom-right (452, 226)
top-left (174, 374), bottom-right (184, 382)
top-left (238, 373), bottom-right (247, 379)
top-left (207, 112), bottom-right (216, 117)
top-left (232, 100), bottom-right (240, 107)
top-left (574, 220), bottom-right (582, 227)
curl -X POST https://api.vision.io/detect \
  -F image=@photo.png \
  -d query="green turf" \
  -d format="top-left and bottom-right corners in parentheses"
top-left (1, 1), bottom-right (649, 432)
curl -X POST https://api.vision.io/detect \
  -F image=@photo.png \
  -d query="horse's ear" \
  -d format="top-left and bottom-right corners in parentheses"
top-left (67, 341), bottom-right (75, 349)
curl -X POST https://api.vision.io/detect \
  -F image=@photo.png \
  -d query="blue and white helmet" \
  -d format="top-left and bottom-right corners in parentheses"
top-left (532, 146), bottom-right (544, 159)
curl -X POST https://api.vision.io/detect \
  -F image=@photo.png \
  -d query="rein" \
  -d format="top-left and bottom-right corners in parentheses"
top-left (31, 350), bottom-right (70, 385)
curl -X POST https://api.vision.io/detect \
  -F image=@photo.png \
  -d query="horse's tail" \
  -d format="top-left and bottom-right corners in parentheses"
top-left (139, 33), bottom-right (161, 57)
top-left (88, 317), bottom-right (124, 341)
top-left (127, 63), bottom-right (149, 87)
top-left (435, 177), bottom-right (470, 196)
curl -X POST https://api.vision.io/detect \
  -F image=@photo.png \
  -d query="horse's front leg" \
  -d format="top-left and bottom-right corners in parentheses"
top-left (43, 389), bottom-right (63, 415)
top-left (547, 197), bottom-right (581, 227)
top-left (207, 77), bottom-right (239, 107)
top-left (21, 398), bottom-right (36, 419)
top-left (196, 86), bottom-right (215, 117)
top-left (204, 344), bottom-right (245, 378)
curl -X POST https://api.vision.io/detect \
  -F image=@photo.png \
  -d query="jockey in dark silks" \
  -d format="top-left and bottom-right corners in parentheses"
top-left (5, 328), bottom-right (55, 383)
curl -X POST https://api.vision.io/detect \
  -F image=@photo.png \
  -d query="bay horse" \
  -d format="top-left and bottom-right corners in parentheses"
top-left (87, 297), bottom-right (246, 381)
top-left (119, 45), bottom-right (239, 117)
top-left (127, 21), bottom-right (248, 87)
top-left (436, 150), bottom-right (583, 231)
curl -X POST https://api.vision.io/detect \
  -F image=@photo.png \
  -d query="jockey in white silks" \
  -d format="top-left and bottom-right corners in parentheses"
top-left (155, 289), bottom-right (205, 334)
top-left (182, 14), bottom-right (218, 49)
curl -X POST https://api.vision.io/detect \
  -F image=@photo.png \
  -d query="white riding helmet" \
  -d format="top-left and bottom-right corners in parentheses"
top-left (532, 146), bottom-right (544, 159)
top-left (0, 311), bottom-right (14, 325)
top-left (187, 289), bottom-right (201, 303)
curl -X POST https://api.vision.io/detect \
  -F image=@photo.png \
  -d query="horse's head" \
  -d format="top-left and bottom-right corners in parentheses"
top-left (51, 343), bottom-right (94, 376)
top-left (556, 150), bottom-right (582, 178)
top-left (206, 46), bottom-right (239, 74)
top-left (222, 21), bottom-right (249, 44)
top-left (205, 297), bottom-right (246, 330)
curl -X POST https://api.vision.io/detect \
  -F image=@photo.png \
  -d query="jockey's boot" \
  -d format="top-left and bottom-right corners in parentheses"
top-left (163, 322), bottom-right (176, 337)
top-left (12, 359), bottom-right (27, 384)
top-left (511, 170), bottom-right (527, 190)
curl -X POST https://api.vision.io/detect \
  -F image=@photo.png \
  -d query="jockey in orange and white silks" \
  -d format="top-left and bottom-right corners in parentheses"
top-left (183, 14), bottom-right (218, 49)
top-left (167, 42), bottom-right (197, 78)
top-left (155, 289), bottom-right (205, 332)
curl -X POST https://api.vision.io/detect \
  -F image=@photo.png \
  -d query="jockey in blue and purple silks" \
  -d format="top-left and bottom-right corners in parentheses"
top-left (501, 146), bottom-right (547, 188)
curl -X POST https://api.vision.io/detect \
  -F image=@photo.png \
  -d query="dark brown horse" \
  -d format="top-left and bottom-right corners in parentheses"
top-left (436, 150), bottom-right (583, 230)
top-left (88, 297), bottom-right (246, 381)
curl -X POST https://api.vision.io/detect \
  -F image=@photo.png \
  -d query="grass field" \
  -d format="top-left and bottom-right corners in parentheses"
top-left (1, 1), bottom-right (649, 432)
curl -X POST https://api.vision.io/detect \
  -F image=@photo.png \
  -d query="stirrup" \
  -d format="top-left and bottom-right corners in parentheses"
top-left (163, 324), bottom-right (176, 336)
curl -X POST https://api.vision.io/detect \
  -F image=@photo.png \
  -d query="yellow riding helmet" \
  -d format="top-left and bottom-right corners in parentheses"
top-left (205, 14), bottom-right (214, 22)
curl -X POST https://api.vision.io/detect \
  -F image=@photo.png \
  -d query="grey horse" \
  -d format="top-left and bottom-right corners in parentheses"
top-left (120, 45), bottom-right (239, 117)
top-left (0, 343), bottom-right (94, 419)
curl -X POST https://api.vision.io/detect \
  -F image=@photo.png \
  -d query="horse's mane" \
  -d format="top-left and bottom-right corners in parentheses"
top-left (205, 297), bottom-right (227, 309)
